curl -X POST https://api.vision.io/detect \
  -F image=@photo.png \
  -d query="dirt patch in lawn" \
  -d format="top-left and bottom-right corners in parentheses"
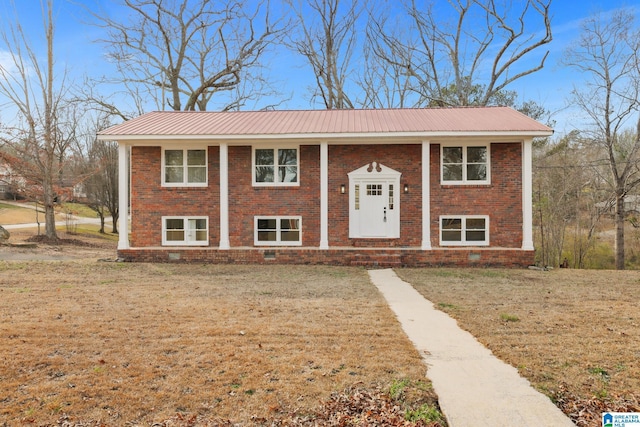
top-left (396, 268), bottom-right (640, 427)
top-left (0, 261), bottom-right (442, 425)
top-left (0, 229), bottom-right (116, 261)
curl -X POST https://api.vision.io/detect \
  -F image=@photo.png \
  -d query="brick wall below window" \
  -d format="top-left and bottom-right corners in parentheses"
top-left (117, 247), bottom-right (534, 268)
top-left (430, 142), bottom-right (523, 248)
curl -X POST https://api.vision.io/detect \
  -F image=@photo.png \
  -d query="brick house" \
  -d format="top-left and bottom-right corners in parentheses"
top-left (98, 107), bottom-right (552, 267)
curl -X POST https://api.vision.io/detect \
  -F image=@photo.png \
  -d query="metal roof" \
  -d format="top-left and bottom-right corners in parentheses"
top-left (98, 107), bottom-right (553, 140)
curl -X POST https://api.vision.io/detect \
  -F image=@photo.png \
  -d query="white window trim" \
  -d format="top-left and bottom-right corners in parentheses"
top-left (440, 143), bottom-right (490, 185)
top-left (162, 148), bottom-right (208, 187)
top-left (162, 216), bottom-right (209, 246)
top-left (254, 216), bottom-right (302, 246)
top-left (439, 215), bottom-right (490, 247)
top-left (252, 145), bottom-right (300, 187)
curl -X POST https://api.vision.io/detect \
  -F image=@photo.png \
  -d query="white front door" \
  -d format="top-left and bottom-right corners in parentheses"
top-left (348, 162), bottom-right (401, 239)
top-left (360, 183), bottom-right (392, 237)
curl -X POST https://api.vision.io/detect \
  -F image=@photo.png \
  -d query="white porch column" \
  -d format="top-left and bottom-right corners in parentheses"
top-left (219, 143), bottom-right (230, 250)
top-left (117, 142), bottom-right (130, 250)
top-left (320, 142), bottom-right (329, 249)
top-left (522, 139), bottom-right (534, 250)
top-left (422, 141), bottom-right (432, 250)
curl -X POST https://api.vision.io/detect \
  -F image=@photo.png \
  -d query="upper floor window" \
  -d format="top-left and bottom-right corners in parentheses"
top-left (253, 147), bottom-right (298, 186)
top-left (163, 149), bottom-right (207, 186)
top-left (441, 144), bottom-right (489, 184)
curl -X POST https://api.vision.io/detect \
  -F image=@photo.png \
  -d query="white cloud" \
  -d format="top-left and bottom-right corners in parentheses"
top-left (0, 50), bottom-right (21, 80)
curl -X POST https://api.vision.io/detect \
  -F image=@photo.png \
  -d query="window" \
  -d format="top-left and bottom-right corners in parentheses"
top-left (253, 147), bottom-right (298, 186)
top-left (366, 184), bottom-right (382, 195)
top-left (162, 216), bottom-right (208, 246)
top-left (163, 149), bottom-right (207, 186)
top-left (440, 216), bottom-right (489, 246)
top-left (441, 144), bottom-right (489, 184)
top-left (254, 216), bottom-right (302, 246)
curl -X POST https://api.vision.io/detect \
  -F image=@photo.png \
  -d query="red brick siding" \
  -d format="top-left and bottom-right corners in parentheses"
top-left (227, 145), bottom-right (321, 246)
top-left (128, 141), bottom-right (525, 263)
top-left (129, 146), bottom-right (220, 247)
top-left (430, 143), bottom-right (522, 248)
top-left (328, 144), bottom-right (422, 246)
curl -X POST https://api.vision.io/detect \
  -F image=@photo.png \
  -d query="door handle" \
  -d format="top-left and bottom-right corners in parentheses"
top-left (383, 207), bottom-right (387, 222)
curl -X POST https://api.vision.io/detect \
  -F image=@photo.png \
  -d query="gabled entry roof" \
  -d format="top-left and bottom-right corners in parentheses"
top-left (98, 107), bottom-right (553, 141)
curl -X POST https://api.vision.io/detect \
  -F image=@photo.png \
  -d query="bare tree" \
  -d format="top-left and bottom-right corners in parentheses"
top-left (359, 17), bottom-right (414, 109)
top-left (288, 0), bottom-right (361, 109)
top-left (91, 0), bottom-right (288, 112)
top-left (68, 113), bottom-right (120, 235)
top-left (75, 76), bottom-right (146, 122)
top-left (534, 133), bottom-right (607, 268)
top-left (0, 0), bottom-right (73, 240)
top-left (563, 10), bottom-right (640, 270)
top-left (84, 138), bottom-right (119, 234)
top-left (370, 0), bottom-right (552, 107)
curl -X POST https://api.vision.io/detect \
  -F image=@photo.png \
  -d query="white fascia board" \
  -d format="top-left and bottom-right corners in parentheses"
top-left (97, 129), bottom-right (553, 144)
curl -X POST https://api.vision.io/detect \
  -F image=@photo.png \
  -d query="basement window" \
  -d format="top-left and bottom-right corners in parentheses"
top-left (440, 215), bottom-right (489, 246)
top-left (162, 216), bottom-right (209, 246)
top-left (254, 216), bottom-right (302, 246)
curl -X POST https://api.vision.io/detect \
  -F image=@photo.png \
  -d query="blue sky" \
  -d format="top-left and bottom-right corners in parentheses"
top-left (1, 0), bottom-right (640, 137)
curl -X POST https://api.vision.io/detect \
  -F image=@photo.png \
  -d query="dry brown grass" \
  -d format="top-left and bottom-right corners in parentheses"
top-left (6, 207), bottom-right (638, 427)
top-left (0, 259), bottom-right (437, 425)
top-left (396, 268), bottom-right (640, 427)
top-left (0, 203), bottom-right (41, 225)
top-left (0, 202), bottom-right (92, 225)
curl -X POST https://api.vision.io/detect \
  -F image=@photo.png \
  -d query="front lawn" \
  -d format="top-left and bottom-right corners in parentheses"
top-left (397, 268), bottom-right (640, 427)
top-left (0, 263), bottom-right (442, 425)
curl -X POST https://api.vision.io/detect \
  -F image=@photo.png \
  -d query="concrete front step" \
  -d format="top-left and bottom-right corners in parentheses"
top-left (351, 260), bottom-right (403, 267)
top-left (350, 238), bottom-right (400, 248)
top-left (350, 253), bottom-right (403, 267)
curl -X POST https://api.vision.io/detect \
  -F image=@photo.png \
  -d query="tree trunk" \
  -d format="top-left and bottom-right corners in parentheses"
top-left (99, 211), bottom-right (105, 234)
top-left (44, 203), bottom-right (57, 240)
top-left (615, 193), bottom-right (625, 270)
top-left (43, 174), bottom-right (58, 240)
top-left (111, 213), bottom-right (119, 234)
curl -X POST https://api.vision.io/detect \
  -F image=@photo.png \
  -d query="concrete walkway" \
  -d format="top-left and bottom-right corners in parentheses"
top-left (2, 217), bottom-right (112, 230)
top-left (369, 269), bottom-right (575, 427)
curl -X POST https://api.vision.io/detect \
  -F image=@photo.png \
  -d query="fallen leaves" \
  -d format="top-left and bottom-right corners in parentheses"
top-left (553, 383), bottom-right (640, 427)
top-left (48, 384), bottom-right (446, 426)
top-left (304, 385), bottom-right (444, 426)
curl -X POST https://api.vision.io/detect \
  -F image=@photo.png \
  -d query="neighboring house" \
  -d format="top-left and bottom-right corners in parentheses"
top-left (0, 162), bottom-right (11, 199)
top-left (0, 161), bottom-right (25, 200)
top-left (595, 195), bottom-right (640, 216)
top-left (97, 107), bottom-right (552, 267)
top-left (72, 181), bottom-right (88, 200)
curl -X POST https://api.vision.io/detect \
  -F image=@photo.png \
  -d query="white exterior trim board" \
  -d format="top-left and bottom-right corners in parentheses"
top-left (98, 130), bottom-right (552, 142)
top-left (118, 143), bottom-right (130, 250)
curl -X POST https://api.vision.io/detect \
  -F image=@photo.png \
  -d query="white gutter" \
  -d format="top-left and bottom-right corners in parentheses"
top-left (97, 130), bottom-right (553, 142)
